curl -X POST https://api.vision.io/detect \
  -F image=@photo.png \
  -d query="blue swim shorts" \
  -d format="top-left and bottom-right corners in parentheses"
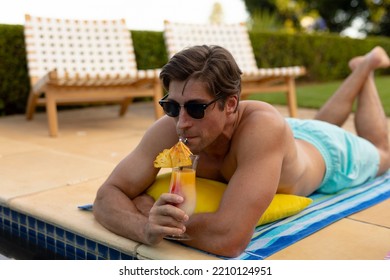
top-left (286, 118), bottom-right (380, 194)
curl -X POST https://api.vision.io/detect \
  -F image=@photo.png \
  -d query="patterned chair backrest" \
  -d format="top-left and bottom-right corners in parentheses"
top-left (24, 15), bottom-right (137, 84)
top-left (164, 21), bottom-right (259, 75)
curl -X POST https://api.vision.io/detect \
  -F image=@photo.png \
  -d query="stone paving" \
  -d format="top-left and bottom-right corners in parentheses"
top-left (0, 102), bottom-right (389, 259)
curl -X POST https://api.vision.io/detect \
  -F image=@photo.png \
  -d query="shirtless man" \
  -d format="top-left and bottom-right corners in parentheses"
top-left (93, 45), bottom-right (390, 257)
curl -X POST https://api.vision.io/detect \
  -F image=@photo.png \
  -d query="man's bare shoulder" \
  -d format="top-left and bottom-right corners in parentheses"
top-left (237, 101), bottom-right (286, 132)
top-left (231, 101), bottom-right (290, 158)
top-left (139, 116), bottom-right (178, 151)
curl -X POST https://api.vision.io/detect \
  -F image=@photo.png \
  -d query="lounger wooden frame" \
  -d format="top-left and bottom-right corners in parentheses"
top-left (24, 15), bottom-right (163, 137)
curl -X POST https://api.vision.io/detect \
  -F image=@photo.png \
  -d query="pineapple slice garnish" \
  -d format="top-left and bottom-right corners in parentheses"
top-left (154, 140), bottom-right (193, 168)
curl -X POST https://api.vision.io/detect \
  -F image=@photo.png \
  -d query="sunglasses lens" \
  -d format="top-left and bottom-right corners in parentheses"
top-left (186, 104), bottom-right (204, 119)
top-left (161, 101), bottom-right (180, 117)
top-left (159, 99), bottom-right (207, 119)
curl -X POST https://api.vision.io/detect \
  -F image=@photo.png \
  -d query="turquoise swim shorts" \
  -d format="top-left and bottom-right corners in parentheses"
top-left (286, 118), bottom-right (380, 194)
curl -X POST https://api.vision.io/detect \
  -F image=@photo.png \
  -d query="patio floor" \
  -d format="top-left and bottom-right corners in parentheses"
top-left (0, 102), bottom-right (389, 259)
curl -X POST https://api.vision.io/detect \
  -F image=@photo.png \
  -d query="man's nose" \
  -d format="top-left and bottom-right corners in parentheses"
top-left (176, 107), bottom-right (192, 130)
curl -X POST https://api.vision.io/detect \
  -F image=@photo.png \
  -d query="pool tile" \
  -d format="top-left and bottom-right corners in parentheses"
top-left (47, 243), bottom-right (56, 254)
top-left (9, 181), bottom-right (141, 259)
top-left (56, 240), bottom-right (65, 253)
top-left (97, 244), bottom-right (108, 259)
top-left (11, 222), bottom-right (19, 236)
top-left (76, 248), bottom-right (86, 260)
top-left (19, 214), bottom-right (27, 226)
top-left (55, 227), bottom-right (65, 241)
top-left (46, 224), bottom-right (54, 237)
top-left (37, 220), bottom-right (45, 233)
top-left (3, 207), bottom-right (10, 219)
top-left (120, 252), bottom-right (134, 260)
top-left (37, 232), bottom-right (46, 247)
top-left (3, 219), bottom-right (10, 230)
top-left (27, 229), bottom-right (37, 245)
top-left (86, 252), bottom-right (97, 260)
top-left (109, 248), bottom-right (120, 259)
top-left (1, 206), bottom-right (136, 260)
top-left (20, 225), bottom-right (28, 239)
top-left (28, 216), bottom-right (36, 230)
top-left (11, 210), bottom-right (18, 222)
top-left (65, 231), bottom-right (75, 243)
top-left (47, 236), bottom-right (55, 247)
top-left (65, 244), bottom-right (76, 258)
top-left (76, 235), bottom-right (86, 248)
top-left (86, 239), bottom-right (97, 252)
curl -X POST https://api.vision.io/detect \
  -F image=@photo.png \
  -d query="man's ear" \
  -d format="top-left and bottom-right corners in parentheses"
top-left (226, 95), bottom-right (239, 114)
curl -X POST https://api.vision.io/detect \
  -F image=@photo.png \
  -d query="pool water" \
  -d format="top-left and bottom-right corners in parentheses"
top-left (1, 206), bottom-right (135, 260)
top-left (0, 229), bottom-right (68, 260)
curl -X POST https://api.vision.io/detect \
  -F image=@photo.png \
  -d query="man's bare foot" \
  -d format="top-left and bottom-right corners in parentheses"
top-left (367, 46), bottom-right (390, 69)
top-left (348, 46), bottom-right (390, 71)
top-left (348, 56), bottom-right (364, 71)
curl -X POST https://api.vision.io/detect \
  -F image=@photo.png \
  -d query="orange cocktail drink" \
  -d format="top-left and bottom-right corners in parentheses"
top-left (154, 140), bottom-right (198, 240)
top-left (169, 167), bottom-right (197, 215)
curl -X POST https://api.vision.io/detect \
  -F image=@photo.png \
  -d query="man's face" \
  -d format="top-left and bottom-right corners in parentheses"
top-left (167, 79), bottom-right (226, 153)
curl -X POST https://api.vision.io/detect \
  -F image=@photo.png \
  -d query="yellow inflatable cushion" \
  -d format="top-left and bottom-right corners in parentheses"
top-left (146, 173), bottom-right (312, 226)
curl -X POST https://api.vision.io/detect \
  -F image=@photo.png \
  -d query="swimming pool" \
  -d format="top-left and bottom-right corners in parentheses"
top-left (0, 229), bottom-right (68, 259)
top-left (0, 205), bottom-right (135, 260)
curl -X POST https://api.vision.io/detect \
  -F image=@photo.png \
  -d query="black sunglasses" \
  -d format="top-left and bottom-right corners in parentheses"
top-left (159, 94), bottom-right (224, 119)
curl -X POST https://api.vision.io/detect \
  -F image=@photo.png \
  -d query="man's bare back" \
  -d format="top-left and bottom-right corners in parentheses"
top-left (192, 100), bottom-right (327, 196)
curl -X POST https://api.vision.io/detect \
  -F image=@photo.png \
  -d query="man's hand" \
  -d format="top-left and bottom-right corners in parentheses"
top-left (142, 193), bottom-right (189, 245)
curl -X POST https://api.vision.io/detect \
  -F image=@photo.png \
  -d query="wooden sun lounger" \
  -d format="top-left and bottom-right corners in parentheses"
top-left (24, 15), bottom-right (164, 137)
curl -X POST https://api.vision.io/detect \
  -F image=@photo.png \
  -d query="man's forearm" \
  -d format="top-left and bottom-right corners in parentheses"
top-left (184, 212), bottom-right (252, 258)
top-left (93, 186), bottom-right (151, 244)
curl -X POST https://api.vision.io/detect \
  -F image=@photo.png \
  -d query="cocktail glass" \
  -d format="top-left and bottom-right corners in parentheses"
top-left (165, 154), bottom-right (199, 240)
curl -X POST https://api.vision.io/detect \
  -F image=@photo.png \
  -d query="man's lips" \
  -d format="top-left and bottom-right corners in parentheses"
top-left (182, 136), bottom-right (195, 144)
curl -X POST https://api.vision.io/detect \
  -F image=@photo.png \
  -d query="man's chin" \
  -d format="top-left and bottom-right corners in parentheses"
top-left (185, 139), bottom-right (201, 154)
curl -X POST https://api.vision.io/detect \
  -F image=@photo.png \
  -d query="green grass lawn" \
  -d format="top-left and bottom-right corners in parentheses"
top-left (248, 75), bottom-right (390, 116)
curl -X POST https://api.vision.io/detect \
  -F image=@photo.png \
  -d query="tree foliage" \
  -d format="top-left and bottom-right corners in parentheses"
top-left (242, 0), bottom-right (390, 36)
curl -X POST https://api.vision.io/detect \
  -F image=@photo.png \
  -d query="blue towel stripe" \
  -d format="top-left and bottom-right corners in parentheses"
top-left (233, 172), bottom-right (390, 260)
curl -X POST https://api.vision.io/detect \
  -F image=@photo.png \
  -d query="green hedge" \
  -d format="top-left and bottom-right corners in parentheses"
top-left (250, 31), bottom-right (390, 81)
top-left (131, 30), bottom-right (168, 69)
top-left (0, 24), bottom-right (389, 116)
top-left (0, 24), bottom-right (30, 116)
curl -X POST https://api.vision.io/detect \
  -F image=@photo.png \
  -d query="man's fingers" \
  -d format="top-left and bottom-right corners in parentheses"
top-left (150, 203), bottom-right (188, 222)
top-left (150, 211), bottom-right (188, 228)
top-left (154, 193), bottom-right (184, 206)
top-left (144, 192), bottom-right (189, 244)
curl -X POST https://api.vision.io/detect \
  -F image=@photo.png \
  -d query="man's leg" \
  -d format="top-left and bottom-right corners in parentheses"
top-left (315, 47), bottom-right (389, 125)
top-left (315, 46), bottom-right (390, 175)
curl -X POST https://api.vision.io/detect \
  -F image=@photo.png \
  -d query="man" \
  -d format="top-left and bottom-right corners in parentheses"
top-left (93, 45), bottom-right (390, 257)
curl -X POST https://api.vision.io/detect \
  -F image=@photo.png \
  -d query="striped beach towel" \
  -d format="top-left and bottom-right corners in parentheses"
top-left (234, 171), bottom-right (390, 260)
